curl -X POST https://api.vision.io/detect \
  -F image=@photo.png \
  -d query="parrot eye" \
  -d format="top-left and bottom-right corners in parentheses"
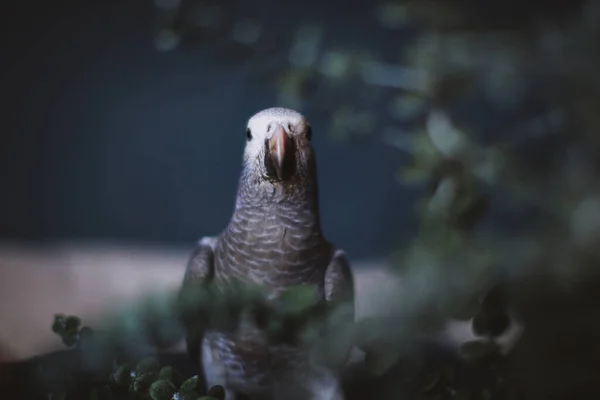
top-left (305, 126), bottom-right (313, 141)
top-left (246, 128), bottom-right (253, 141)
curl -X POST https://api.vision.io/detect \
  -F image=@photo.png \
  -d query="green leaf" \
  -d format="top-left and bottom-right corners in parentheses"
top-left (158, 366), bottom-right (183, 388)
top-left (397, 165), bottom-right (430, 185)
top-left (149, 380), bottom-right (177, 400)
top-left (389, 93), bottom-right (428, 120)
top-left (65, 315), bottom-right (82, 332)
top-left (52, 314), bottom-right (67, 334)
top-left (276, 285), bottom-right (320, 315)
top-left (179, 391), bottom-right (201, 400)
top-left (52, 314), bottom-right (83, 347)
top-left (132, 371), bottom-right (158, 394)
top-left (374, 3), bottom-right (411, 29)
top-left (135, 357), bottom-right (160, 376)
top-left (61, 332), bottom-right (79, 347)
top-left (179, 376), bottom-right (201, 395)
top-left (113, 363), bottom-right (134, 386)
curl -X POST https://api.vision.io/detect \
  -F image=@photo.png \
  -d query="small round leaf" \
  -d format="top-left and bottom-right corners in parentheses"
top-left (158, 366), bottom-right (184, 388)
top-left (276, 285), bottom-right (320, 315)
top-left (132, 371), bottom-right (158, 394)
top-left (136, 357), bottom-right (160, 376)
top-left (179, 391), bottom-right (201, 400)
top-left (179, 376), bottom-right (201, 395)
top-left (113, 363), bottom-right (134, 387)
top-left (149, 380), bottom-right (177, 400)
top-left (64, 315), bottom-right (81, 331)
top-left (52, 314), bottom-right (67, 334)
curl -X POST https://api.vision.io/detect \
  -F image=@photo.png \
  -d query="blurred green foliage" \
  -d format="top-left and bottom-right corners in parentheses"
top-left (48, 314), bottom-right (227, 400)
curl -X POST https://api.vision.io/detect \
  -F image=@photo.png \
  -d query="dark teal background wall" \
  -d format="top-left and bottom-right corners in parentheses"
top-left (0, 0), bottom-right (418, 259)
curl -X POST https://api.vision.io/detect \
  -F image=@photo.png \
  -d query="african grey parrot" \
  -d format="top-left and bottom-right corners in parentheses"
top-left (179, 107), bottom-right (355, 400)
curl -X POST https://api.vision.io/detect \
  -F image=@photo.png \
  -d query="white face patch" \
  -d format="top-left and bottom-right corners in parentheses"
top-left (244, 107), bottom-right (309, 160)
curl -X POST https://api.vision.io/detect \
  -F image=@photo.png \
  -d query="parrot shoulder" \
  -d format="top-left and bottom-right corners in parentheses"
top-left (180, 235), bottom-right (218, 364)
top-left (324, 249), bottom-right (355, 305)
top-left (183, 236), bottom-right (218, 285)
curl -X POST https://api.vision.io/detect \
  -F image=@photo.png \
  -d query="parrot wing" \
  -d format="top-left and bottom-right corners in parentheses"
top-left (180, 236), bottom-right (217, 364)
top-left (322, 249), bottom-right (356, 369)
top-left (324, 249), bottom-right (354, 306)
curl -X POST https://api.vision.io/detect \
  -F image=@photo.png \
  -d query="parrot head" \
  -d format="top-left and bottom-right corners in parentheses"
top-left (243, 107), bottom-right (316, 185)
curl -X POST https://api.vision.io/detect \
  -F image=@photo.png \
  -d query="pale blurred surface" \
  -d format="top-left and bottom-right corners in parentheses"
top-left (0, 241), bottom-right (522, 363)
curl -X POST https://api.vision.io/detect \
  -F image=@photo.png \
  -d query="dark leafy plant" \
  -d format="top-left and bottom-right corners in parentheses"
top-left (46, 314), bottom-right (228, 400)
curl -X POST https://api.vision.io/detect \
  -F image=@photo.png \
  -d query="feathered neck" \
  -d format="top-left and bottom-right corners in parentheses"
top-left (231, 164), bottom-right (322, 228)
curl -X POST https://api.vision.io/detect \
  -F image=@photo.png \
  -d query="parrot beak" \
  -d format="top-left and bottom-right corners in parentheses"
top-left (266, 124), bottom-right (294, 180)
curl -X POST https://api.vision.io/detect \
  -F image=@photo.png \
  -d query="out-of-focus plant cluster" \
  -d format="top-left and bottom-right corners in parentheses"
top-left (40, 282), bottom-right (512, 399)
top-left (45, 314), bottom-right (228, 400)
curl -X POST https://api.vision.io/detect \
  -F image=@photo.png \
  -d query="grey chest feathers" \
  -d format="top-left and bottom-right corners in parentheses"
top-left (214, 202), bottom-right (333, 290)
top-left (203, 203), bottom-right (333, 394)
